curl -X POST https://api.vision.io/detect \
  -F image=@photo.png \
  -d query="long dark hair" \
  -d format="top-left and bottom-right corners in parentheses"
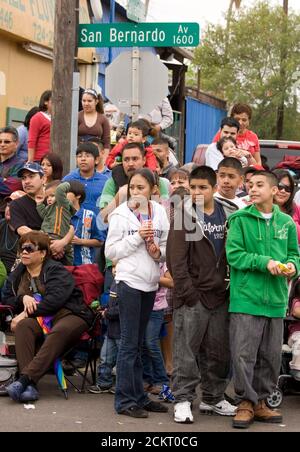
top-left (39, 90), bottom-right (52, 112)
top-left (41, 153), bottom-right (63, 181)
top-left (273, 169), bottom-right (296, 216)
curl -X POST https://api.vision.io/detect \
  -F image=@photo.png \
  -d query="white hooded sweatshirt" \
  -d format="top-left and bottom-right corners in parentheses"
top-left (105, 201), bottom-right (169, 292)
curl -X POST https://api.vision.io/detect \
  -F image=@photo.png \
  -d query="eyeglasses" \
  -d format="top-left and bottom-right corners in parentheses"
top-left (20, 244), bottom-right (39, 254)
top-left (0, 140), bottom-right (14, 144)
top-left (278, 183), bottom-right (292, 194)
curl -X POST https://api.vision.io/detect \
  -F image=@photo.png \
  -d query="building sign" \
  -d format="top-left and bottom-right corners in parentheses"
top-left (78, 22), bottom-right (200, 47)
top-left (0, 0), bottom-right (89, 49)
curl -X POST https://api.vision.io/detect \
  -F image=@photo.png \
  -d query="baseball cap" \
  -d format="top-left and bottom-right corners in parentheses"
top-left (4, 190), bottom-right (26, 203)
top-left (17, 162), bottom-right (44, 178)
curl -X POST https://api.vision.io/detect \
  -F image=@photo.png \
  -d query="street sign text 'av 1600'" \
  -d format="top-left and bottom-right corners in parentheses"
top-left (78, 22), bottom-right (200, 48)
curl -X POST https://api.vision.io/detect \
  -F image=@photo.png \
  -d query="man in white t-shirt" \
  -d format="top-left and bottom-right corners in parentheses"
top-left (205, 118), bottom-right (240, 171)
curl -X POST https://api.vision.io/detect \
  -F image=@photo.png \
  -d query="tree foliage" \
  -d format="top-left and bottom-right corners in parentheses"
top-left (190, 1), bottom-right (300, 139)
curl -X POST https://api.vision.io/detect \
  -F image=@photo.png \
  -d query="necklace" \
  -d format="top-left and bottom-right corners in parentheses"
top-left (4, 223), bottom-right (18, 251)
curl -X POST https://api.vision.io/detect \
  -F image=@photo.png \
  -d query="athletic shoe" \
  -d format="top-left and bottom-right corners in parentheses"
top-left (6, 381), bottom-right (24, 402)
top-left (88, 384), bottom-right (115, 394)
top-left (174, 401), bottom-right (194, 423)
top-left (144, 401), bottom-right (169, 413)
top-left (119, 406), bottom-right (149, 418)
top-left (199, 399), bottom-right (237, 416)
top-left (19, 385), bottom-right (39, 403)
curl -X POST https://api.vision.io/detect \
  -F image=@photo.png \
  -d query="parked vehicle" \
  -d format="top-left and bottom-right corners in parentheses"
top-left (259, 140), bottom-right (300, 171)
top-left (191, 140), bottom-right (300, 171)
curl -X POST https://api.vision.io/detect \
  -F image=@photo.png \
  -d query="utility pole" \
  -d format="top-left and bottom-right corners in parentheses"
top-left (51, 0), bottom-right (78, 173)
top-left (276, 0), bottom-right (289, 139)
top-left (225, 0), bottom-right (241, 60)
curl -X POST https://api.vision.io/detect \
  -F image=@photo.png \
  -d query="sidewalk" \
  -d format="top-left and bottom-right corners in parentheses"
top-left (0, 375), bottom-right (299, 432)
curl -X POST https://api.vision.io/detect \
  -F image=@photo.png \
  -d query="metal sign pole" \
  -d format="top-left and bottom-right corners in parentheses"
top-left (131, 47), bottom-right (140, 121)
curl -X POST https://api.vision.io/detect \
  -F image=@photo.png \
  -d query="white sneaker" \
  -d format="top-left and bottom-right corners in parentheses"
top-left (199, 399), bottom-right (237, 416)
top-left (174, 401), bottom-right (194, 423)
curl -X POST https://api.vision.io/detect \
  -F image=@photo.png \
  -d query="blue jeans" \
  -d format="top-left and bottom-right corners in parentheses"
top-left (142, 310), bottom-right (169, 386)
top-left (115, 281), bottom-right (156, 413)
top-left (97, 335), bottom-right (120, 388)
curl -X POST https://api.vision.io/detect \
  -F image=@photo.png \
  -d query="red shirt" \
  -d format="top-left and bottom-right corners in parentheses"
top-left (28, 112), bottom-right (51, 161)
top-left (213, 129), bottom-right (260, 156)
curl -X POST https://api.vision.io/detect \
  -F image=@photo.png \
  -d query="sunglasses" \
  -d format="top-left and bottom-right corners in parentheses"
top-left (0, 140), bottom-right (14, 144)
top-left (278, 183), bottom-right (292, 194)
top-left (20, 244), bottom-right (39, 254)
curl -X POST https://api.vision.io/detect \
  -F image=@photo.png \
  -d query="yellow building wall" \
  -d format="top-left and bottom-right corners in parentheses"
top-left (0, 36), bottom-right (52, 126)
top-left (0, 0), bottom-right (94, 126)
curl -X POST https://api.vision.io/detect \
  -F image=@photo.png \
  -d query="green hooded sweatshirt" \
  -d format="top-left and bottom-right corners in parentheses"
top-left (226, 204), bottom-right (300, 318)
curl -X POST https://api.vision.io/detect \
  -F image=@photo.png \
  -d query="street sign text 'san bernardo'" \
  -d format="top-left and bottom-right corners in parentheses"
top-left (78, 22), bottom-right (200, 48)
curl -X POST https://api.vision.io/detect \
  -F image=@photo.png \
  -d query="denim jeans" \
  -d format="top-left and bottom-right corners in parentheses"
top-left (142, 309), bottom-right (169, 386)
top-left (115, 281), bottom-right (156, 413)
top-left (97, 335), bottom-right (120, 388)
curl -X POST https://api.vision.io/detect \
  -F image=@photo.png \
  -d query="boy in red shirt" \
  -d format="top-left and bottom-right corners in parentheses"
top-left (106, 120), bottom-right (157, 171)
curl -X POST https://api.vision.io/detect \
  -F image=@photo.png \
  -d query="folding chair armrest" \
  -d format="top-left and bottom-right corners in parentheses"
top-left (0, 305), bottom-right (15, 318)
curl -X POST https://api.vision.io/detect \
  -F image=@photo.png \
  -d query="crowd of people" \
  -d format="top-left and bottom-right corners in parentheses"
top-left (0, 93), bottom-right (300, 430)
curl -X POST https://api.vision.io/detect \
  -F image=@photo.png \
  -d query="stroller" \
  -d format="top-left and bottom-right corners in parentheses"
top-left (266, 278), bottom-right (300, 408)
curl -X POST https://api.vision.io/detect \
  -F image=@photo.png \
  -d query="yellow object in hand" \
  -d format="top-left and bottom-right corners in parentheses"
top-left (277, 262), bottom-right (289, 272)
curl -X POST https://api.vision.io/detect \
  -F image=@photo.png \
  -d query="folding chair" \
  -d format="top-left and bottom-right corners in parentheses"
top-left (62, 264), bottom-right (104, 393)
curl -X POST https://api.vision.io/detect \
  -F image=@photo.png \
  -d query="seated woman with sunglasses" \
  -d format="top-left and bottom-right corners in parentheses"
top-left (273, 169), bottom-right (300, 245)
top-left (1, 231), bottom-right (94, 402)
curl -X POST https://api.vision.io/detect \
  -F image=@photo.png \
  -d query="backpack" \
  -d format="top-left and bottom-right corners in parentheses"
top-left (65, 264), bottom-right (104, 306)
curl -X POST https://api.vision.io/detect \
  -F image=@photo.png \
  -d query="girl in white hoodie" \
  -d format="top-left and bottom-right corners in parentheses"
top-left (105, 168), bottom-right (169, 418)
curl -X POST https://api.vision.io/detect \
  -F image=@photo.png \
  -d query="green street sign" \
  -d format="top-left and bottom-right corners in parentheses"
top-left (78, 22), bottom-right (200, 48)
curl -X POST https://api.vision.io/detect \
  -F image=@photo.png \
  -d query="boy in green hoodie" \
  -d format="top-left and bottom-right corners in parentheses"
top-left (226, 170), bottom-right (299, 429)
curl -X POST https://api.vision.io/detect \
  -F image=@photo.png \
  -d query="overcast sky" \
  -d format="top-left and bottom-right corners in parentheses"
top-left (117, 0), bottom-right (300, 27)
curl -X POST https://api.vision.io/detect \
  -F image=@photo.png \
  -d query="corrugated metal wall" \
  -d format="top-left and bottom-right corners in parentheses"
top-left (185, 96), bottom-right (227, 163)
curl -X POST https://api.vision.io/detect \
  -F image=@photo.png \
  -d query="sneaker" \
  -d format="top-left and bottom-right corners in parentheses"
top-left (6, 381), bottom-right (24, 402)
top-left (158, 384), bottom-right (175, 403)
top-left (119, 406), bottom-right (149, 418)
top-left (200, 399), bottom-right (237, 416)
top-left (88, 384), bottom-right (115, 394)
top-left (174, 401), bottom-right (194, 423)
top-left (144, 401), bottom-right (169, 413)
top-left (19, 385), bottom-right (39, 403)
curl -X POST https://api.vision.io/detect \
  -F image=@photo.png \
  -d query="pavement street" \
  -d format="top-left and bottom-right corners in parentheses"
top-left (0, 375), bottom-right (299, 432)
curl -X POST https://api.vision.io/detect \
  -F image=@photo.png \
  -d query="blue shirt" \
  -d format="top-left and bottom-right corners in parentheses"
top-left (202, 202), bottom-right (226, 258)
top-left (71, 207), bottom-right (106, 265)
top-left (63, 169), bottom-right (109, 215)
top-left (98, 166), bottom-right (111, 178)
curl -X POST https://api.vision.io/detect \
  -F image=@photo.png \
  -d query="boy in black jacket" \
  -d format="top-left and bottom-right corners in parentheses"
top-left (167, 166), bottom-right (237, 424)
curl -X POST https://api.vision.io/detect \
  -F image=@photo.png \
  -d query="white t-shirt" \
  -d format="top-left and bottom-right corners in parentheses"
top-left (214, 192), bottom-right (248, 209)
top-left (205, 143), bottom-right (223, 170)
